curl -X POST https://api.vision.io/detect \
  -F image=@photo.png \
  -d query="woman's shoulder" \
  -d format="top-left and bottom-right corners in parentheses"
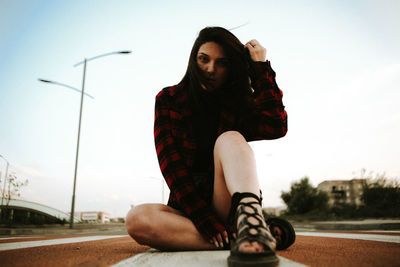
top-left (156, 82), bottom-right (187, 104)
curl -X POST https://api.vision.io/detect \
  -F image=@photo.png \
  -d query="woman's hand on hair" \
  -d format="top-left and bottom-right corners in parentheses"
top-left (245, 39), bottom-right (266, 62)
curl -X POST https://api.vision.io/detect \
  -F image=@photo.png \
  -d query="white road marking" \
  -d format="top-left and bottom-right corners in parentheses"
top-left (364, 230), bottom-right (400, 233)
top-left (112, 249), bottom-right (308, 267)
top-left (297, 232), bottom-right (400, 243)
top-left (0, 235), bottom-right (128, 251)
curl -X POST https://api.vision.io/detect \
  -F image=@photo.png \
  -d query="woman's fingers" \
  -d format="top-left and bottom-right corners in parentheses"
top-left (245, 39), bottom-right (266, 62)
top-left (222, 230), bottom-right (229, 244)
top-left (210, 232), bottom-right (227, 248)
top-left (245, 43), bottom-right (256, 53)
top-left (245, 39), bottom-right (259, 47)
top-left (216, 233), bottom-right (224, 247)
top-left (211, 236), bottom-right (219, 248)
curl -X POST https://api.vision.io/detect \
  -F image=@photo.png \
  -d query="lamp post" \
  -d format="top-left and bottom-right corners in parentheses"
top-left (39, 50), bottom-right (131, 228)
top-left (38, 79), bottom-right (94, 99)
top-left (0, 154), bottom-right (10, 213)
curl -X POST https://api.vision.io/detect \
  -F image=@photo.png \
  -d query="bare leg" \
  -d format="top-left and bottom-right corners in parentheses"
top-left (126, 130), bottom-right (273, 252)
top-left (126, 203), bottom-right (216, 251)
top-left (212, 131), bottom-right (275, 252)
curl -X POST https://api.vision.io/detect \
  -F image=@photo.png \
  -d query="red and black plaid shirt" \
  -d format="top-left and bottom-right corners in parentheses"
top-left (154, 61), bottom-right (287, 240)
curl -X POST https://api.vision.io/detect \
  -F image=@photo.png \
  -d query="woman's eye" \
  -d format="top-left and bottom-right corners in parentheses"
top-left (198, 56), bottom-right (208, 63)
top-left (217, 60), bottom-right (228, 67)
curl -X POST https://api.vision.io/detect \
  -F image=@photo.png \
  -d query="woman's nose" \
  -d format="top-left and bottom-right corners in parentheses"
top-left (206, 62), bottom-right (215, 74)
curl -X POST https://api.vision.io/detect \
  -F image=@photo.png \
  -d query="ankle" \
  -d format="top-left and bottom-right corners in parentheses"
top-left (236, 203), bottom-right (266, 231)
top-left (238, 197), bottom-right (263, 213)
top-left (239, 196), bottom-right (259, 203)
top-left (228, 192), bottom-right (263, 229)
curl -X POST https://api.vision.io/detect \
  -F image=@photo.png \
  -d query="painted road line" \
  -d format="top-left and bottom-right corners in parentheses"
top-left (364, 230), bottom-right (400, 234)
top-left (112, 249), bottom-right (308, 267)
top-left (0, 235), bottom-right (127, 251)
top-left (297, 232), bottom-right (400, 243)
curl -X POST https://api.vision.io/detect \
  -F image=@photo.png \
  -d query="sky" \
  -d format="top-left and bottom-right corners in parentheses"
top-left (0, 0), bottom-right (399, 218)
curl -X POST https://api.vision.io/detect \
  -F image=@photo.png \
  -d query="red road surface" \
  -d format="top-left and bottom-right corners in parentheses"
top-left (0, 231), bottom-right (399, 267)
top-left (280, 235), bottom-right (399, 267)
top-left (0, 236), bottom-right (148, 267)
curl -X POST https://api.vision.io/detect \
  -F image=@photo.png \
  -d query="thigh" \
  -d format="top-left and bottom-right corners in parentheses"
top-left (126, 203), bottom-right (184, 223)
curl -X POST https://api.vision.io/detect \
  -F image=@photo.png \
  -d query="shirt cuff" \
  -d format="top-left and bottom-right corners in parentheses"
top-left (251, 60), bottom-right (276, 79)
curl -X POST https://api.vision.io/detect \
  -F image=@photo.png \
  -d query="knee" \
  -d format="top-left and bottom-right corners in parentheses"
top-left (216, 131), bottom-right (245, 145)
top-left (214, 131), bottom-right (250, 153)
top-left (125, 204), bottom-right (154, 245)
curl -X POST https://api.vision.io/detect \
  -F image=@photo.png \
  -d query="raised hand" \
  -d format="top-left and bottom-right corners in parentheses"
top-left (245, 39), bottom-right (266, 62)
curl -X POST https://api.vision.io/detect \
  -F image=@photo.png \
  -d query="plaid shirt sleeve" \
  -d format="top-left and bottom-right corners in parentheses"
top-left (154, 90), bottom-right (225, 240)
top-left (239, 60), bottom-right (288, 140)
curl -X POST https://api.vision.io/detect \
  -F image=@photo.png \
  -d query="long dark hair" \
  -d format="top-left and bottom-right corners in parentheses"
top-left (181, 27), bottom-right (254, 113)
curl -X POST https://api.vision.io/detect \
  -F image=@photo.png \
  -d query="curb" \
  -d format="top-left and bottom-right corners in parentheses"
top-left (1, 221), bottom-right (400, 236)
top-left (292, 222), bottom-right (400, 231)
top-left (0, 224), bottom-right (127, 236)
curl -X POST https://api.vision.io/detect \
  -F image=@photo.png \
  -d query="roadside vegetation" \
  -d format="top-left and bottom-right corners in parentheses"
top-left (0, 172), bottom-right (30, 226)
top-left (278, 172), bottom-right (400, 221)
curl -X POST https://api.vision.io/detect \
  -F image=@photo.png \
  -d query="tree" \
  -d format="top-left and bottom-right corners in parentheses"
top-left (360, 175), bottom-right (400, 217)
top-left (4, 173), bottom-right (28, 205)
top-left (1, 172), bottom-right (28, 223)
top-left (281, 177), bottom-right (329, 215)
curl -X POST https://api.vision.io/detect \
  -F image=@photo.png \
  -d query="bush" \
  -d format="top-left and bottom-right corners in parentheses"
top-left (281, 172), bottom-right (400, 221)
top-left (360, 178), bottom-right (400, 218)
top-left (281, 177), bottom-right (329, 215)
top-left (330, 203), bottom-right (359, 219)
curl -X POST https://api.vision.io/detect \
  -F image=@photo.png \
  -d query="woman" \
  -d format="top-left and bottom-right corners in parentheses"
top-left (126, 26), bottom-right (288, 267)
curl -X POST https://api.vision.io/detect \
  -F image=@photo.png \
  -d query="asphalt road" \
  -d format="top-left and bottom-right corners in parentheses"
top-left (0, 231), bottom-right (399, 266)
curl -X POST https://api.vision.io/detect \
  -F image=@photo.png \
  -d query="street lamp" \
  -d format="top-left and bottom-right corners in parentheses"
top-left (39, 50), bottom-right (131, 228)
top-left (0, 154), bottom-right (10, 208)
top-left (228, 21), bottom-right (250, 31)
top-left (73, 50), bottom-right (131, 67)
top-left (38, 79), bottom-right (92, 226)
top-left (38, 79), bottom-right (94, 99)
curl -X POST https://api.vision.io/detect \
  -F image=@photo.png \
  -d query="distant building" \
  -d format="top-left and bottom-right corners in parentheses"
top-left (74, 211), bottom-right (110, 223)
top-left (317, 179), bottom-right (366, 206)
top-left (1, 197), bottom-right (80, 224)
top-left (263, 207), bottom-right (283, 217)
top-left (110, 217), bottom-right (125, 223)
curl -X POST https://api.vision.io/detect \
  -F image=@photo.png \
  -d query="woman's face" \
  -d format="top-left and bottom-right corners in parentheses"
top-left (196, 42), bottom-right (229, 90)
